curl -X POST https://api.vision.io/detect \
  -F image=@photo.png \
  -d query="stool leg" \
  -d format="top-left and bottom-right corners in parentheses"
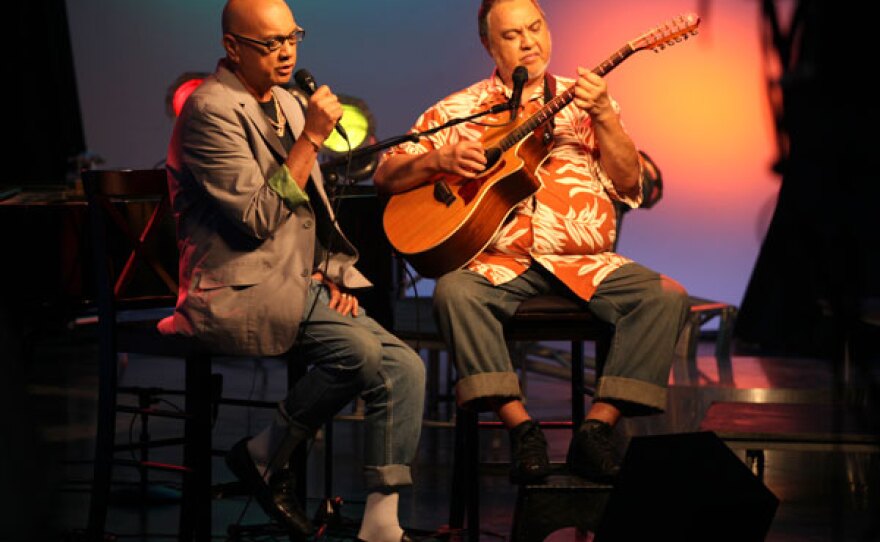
top-left (715, 306), bottom-right (737, 361)
top-left (465, 411), bottom-right (480, 542)
top-left (449, 407), bottom-right (480, 539)
top-left (449, 408), bottom-right (467, 529)
top-left (181, 353), bottom-right (213, 542)
top-left (571, 340), bottom-right (585, 430)
top-left (137, 389), bottom-right (151, 501)
top-left (427, 349), bottom-right (440, 419)
top-left (715, 307), bottom-right (736, 384)
top-left (684, 311), bottom-right (702, 381)
top-left (86, 348), bottom-right (119, 539)
top-left (288, 361), bottom-right (308, 506)
top-left (746, 449), bottom-right (765, 481)
top-left (323, 419), bottom-right (333, 498)
top-left (445, 352), bottom-right (455, 420)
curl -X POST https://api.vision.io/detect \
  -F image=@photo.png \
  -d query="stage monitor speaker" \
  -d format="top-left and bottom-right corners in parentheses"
top-left (594, 431), bottom-right (778, 542)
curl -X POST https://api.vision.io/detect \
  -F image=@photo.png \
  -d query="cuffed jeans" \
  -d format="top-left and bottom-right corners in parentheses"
top-left (433, 262), bottom-right (689, 416)
top-left (281, 280), bottom-right (425, 490)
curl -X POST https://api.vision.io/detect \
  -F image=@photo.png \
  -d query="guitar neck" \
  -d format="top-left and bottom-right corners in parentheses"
top-left (496, 42), bottom-right (636, 153)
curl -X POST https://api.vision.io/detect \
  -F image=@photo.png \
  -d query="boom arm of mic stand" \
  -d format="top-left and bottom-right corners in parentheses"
top-left (320, 133), bottom-right (420, 172)
top-left (320, 104), bottom-right (510, 172)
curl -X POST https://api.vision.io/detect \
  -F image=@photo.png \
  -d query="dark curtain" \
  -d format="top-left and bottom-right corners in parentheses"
top-left (735, 0), bottom-right (879, 359)
top-left (9, 0), bottom-right (85, 187)
top-left (1, 2), bottom-right (84, 537)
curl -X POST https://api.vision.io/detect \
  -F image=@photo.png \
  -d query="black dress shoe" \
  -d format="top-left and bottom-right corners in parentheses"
top-left (224, 437), bottom-right (314, 536)
top-left (509, 419), bottom-right (551, 484)
top-left (566, 419), bottom-right (621, 483)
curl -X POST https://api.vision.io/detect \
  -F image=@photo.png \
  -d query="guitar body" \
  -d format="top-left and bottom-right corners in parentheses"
top-left (383, 124), bottom-right (547, 278)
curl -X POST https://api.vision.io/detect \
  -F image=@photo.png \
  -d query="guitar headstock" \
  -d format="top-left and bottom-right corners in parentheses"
top-left (631, 13), bottom-right (701, 53)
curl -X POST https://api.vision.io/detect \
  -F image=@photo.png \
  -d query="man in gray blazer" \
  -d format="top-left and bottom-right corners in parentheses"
top-left (159, 1), bottom-right (424, 540)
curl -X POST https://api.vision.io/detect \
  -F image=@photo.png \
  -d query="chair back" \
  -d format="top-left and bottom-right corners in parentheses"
top-left (82, 169), bottom-right (178, 329)
top-left (612, 150), bottom-right (663, 251)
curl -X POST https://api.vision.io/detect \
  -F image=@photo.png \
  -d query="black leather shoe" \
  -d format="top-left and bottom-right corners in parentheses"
top-left (509, 419), bottom-right (551, 484)
top-left (566, 419), bottom-right (621, 483)
top-left (225, 437), bottom-right (314, 536)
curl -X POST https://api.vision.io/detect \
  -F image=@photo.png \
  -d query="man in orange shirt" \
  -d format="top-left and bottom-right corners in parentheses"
top-left (375, 0), bottom-right (689, 484)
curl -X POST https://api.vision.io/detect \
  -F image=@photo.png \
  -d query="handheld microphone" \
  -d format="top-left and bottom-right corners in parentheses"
top-left (508, 66), bottom-right (528, 121)
top-left (293, 68), bottom-right (348, 141)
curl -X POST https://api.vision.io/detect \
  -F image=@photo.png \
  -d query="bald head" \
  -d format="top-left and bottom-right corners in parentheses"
top-left (220, 0), bottom-right (299, 101)
top-left (222, 0), bottom-right (293, 36)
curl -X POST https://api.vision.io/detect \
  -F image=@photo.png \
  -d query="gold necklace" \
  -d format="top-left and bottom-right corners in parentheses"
top-left (266, 93), bottom-right (286, 137)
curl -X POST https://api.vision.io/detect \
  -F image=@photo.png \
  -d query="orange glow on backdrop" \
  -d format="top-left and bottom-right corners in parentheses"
top-left (545, 1), bottom-right (781, 304)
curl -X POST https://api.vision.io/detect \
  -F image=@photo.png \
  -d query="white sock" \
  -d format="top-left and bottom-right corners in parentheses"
top-left (357, 491), bottom-right (404, 542)
top-left (246, 424), bottom-right (276, 481)
top-left (246, 410), bottom-right (307, 481)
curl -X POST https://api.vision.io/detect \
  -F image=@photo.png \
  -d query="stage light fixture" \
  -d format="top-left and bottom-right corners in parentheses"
top-left (322, 94), bottom-right (378, 181)
top-left (165, 72), bottom-right (210, 118)
top-left (323, 96), bottom-right (374, 154)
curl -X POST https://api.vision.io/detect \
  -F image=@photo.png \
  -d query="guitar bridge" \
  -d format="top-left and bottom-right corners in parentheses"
top-left (433, 181), bottom-right (456, 207)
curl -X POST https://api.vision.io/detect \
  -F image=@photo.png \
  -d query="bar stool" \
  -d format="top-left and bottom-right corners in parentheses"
top-left (448, 294), bottom-right (614, 541)
top-left (82, 169), bottom-right (311, 542)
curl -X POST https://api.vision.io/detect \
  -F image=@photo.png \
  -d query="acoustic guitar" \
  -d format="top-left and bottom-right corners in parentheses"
top-left (383, 13), bottom-right (701, 278)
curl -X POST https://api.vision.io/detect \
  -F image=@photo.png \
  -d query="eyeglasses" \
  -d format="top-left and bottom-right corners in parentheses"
top-left (229, 28), bottom-right (305, 53)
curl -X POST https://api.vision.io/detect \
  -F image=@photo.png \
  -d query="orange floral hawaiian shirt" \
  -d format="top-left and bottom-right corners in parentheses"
top-left (383, 71), bottom-right (643, 301)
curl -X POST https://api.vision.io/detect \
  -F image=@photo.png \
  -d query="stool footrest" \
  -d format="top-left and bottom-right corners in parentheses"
top-left (512, 473), bottom-right (613, 542)
top-left (521, 473), bottom-right (613, 490)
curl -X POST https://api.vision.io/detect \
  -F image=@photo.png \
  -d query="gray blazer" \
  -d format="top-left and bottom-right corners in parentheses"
top-left (160, 61), bottom-right (370, 356)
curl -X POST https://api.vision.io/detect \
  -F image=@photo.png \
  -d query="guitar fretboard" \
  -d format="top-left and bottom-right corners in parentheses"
top-left (495, 42), bottom-right (636, 153)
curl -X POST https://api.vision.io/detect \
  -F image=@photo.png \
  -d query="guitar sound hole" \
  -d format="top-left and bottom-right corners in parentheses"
top-left (484, 147), bottom-right (502, 170)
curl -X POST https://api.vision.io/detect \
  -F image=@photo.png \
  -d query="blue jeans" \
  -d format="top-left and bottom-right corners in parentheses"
top-left (282, 280), bottom-right (425, 490)
top-left (433, 263), bottom-right (689, 416)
